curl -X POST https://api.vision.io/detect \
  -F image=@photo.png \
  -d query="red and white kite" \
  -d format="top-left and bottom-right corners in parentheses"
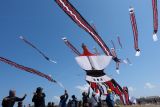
top-left (110, 48), bottom-right (121, 74)
top-left (75, 44), bottom-right (125, 104)
top-left (152, 0), bottom-right (158, 41)
top-left (62, 37), bottom-right (81, 56)
top-left (129, 7), bottom-right (140, 56)
top-left (20, 36), bottom-right (57, 63)
top-left (55, 0), bottom-right (112, 56)
top-left (0, 56), bottom-right (55, 82)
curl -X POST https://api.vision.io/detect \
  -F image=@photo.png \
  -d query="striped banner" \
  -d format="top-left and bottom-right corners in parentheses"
top-left (20, 36), bottom-right (56, 63)
top-left (0, 56), bottom-right (55, 82)
top-left (55, 0), bottom-right (112, 56)
top-left (62, 37), bottom-right (81, 56)
top-left (152, 0), bottom-right (158, 41)
top-left (129, 7), bottom-right (140, 56)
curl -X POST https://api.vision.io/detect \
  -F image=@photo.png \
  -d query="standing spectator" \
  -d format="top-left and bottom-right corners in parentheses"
top-left (47, 102), bottom-right (52, 107)
top-left (2, 90), bottom-right (26, 107)
top-left (78, 101), bottom-right (82, 107)
top-left (59, 90), bottom-right (68, 107)
top-left (90, 92), bottom-right (98, 107)
top-left (70, 95), bottom-right (78, 107)
top-left (67, 99), bottom-right (71, 107)
top-left (27, 104), bottom-right (31, 107)
top-left (106, 89), bottom-right (114, 107)
top-left (32, 87), bottom-right (46, 107)
top-left (17, 102), bottom-right (23, 107)
top-left (82, 92), bottom-right (90, 107)
top-left (51, 102), bottom-right (55, 107)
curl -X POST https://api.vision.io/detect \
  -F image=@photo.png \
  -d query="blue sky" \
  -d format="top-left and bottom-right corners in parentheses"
top-left (0, 0), bottom-right (160, 106)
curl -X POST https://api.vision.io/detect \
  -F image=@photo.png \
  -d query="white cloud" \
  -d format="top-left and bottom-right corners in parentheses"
top-left (144, 82), bottom-right (156, 89)
top-left (128, 86), bottom-right (136, 92)
top-left (75, 84), bottom-right (90, 92)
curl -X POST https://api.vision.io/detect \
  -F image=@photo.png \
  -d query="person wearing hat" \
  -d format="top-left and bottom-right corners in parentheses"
top-left (32, 87), bottom-right (46, 107)
top-left (106, 89), bottom-right (115, 107)
top-left (70, 95), bottom-right (78, 107)
top-left (2, 90), bottom-right (26, 107)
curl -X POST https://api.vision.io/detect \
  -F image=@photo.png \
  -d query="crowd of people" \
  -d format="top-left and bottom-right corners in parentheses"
top-left (1, 87), bottom-right (115, 107)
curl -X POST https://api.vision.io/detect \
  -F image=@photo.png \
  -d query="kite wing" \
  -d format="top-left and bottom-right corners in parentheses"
top-left (55, 0), bottom-right (112, 56)
top-left (129, 7), bottom-right (140, 56)
top-left (75, 55), bottom-right (112, 70)
top-left (19, 36), bottom-right (56, 63)
top-left (0, 56), bottom-right (55, 82)
top-left (62, 37), bottom-right (81, 56)
top-left (152, 0), bottom-right (158, 41)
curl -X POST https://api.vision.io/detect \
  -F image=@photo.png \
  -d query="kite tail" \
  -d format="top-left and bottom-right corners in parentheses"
top-left (153, 33), bottom-right (158, 41)
top-left (123, 58), bottom-right (132, 66)
top-left (117, 36), bottom-right (123, 49)
top-left (129, 7), bottom-right (140, 56)
top-left (123, 59), bottom-right (128, 64)
top-left (116, 62), bottom-right (120, 74)
top-left (0, 56), bottom-right (55, 82)
top-left (126, 58), bottom-right (132, 65)
top-left (111, 48), bottom-right (121, 73)
top-left (19, 36), bottom-right (57, 63)
top-left (111, 40), bottom-right (116, 50)
top-left (111, 48), bottom-right (117, 58)
top-left (135, 49), bottom-right (140, 56)
top-left (49, 59), bottom-right (57, 63)
top-left (111, 48), bottom-right (121, 63)
top-left (152, 0), bottom-right (158, 41)
top-left (56, 81), bottom-right (65, 89)
top-left (62, 37), bottom-right (81, 56)
top-left (55, 0), bottom-right (112, 56)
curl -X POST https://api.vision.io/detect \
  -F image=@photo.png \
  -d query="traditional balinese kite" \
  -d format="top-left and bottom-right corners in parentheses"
top-left (56, 0), bottom-right (124, 72)
top-left (0, 56), bottom-right (56, 82)
top-left (152, 0), bottom-right (158, 41)
top-left (55, 0), bottom-right (112, 57)
top-left (55, 0), bottom-right (126, 72)
top-left (62, 37), bottom-right (81, 56)
top-left (19, 36), bottom-right (56, 63)
top-left (129, 7), bottom-right (140, 56)
top-left (75, 44), bottom-right (125, 104)
top-left (117, 36), bottom-right (123, 49)
top-left (62, 38), bottom-right (125, 101)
